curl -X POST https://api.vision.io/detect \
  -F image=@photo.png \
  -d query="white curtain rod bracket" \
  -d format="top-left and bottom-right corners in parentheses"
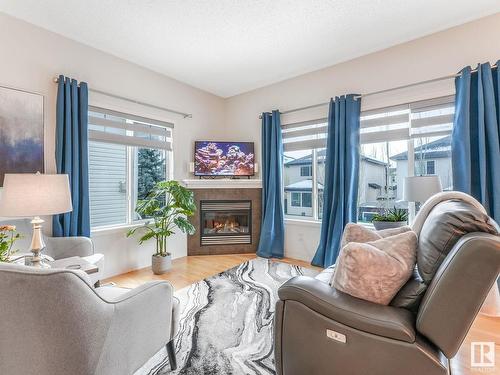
top-left (54, 76), bottom-right (193, 119)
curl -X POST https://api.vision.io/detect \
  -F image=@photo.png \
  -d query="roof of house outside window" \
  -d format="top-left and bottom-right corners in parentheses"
top-left (285, 149), bottom-right (387, 167)
top-left (284, 180), bottom-right (324, 192)
top-left (390, 135), bottom-right (451, 161)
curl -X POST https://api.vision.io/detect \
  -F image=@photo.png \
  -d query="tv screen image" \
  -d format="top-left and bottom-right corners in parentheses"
top-left (195, 141), bottom-right (255, 176)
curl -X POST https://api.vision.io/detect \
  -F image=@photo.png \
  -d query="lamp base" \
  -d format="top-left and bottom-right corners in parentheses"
top-left (28, 216), bottom-right (51, 268)
top-left (25, 254), bottom-right (51, 268)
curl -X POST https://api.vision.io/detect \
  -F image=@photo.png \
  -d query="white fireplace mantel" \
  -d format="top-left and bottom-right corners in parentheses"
top-left (181, 178), bottom-right (262, 189)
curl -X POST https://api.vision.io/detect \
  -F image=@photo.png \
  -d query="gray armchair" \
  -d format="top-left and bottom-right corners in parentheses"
top-left (0, 262), bottom-right (178, 375)
top-left (0, 218), bottom-right (104, 284)
top-left (275, 192), bottom-right (500, 375)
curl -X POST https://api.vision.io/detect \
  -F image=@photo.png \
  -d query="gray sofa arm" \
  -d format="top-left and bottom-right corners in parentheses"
top-left (94, 281), bottom-right (175, 374)
top-left (45, 236), bottom-right (94, 259)
top-left (278, 276), bottom-right (416, 343)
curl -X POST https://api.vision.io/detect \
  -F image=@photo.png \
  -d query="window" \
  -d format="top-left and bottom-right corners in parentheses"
top-left (357, 95), bottom-right (454, 225)
top-left (88, 107), bottom-right (173, 229)
top-left (301, 192), bottom-right (312, 207)
top-left (426, 160), bottom-right (436, 175)
top-left (291, 192), bottom-right (301, 207)
top-left (300, 165), bottom-right (312, 176)
top-left (280, 95), bottom-right (453, 223)
top-left (415, 159), bottom-right (436, 175)
top-left (282, 118), bottom-right (327, 220)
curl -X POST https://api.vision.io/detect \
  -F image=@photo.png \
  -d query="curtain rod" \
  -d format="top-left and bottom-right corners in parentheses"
top-left (258, 63), bottom-right (498, 119)
top-left (53, 77), bottom-right (192, 119)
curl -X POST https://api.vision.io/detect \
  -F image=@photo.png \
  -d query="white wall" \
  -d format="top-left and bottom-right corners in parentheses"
top-left (0, 13), bottom-right (226, 277)
top-left (224, 12), bottom-right (500, 262)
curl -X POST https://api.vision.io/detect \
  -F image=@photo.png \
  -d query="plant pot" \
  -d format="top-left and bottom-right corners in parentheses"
top-left (151, 253), bottom-right (172, 275)
top-left (372, 221), bottom-right (407, 231)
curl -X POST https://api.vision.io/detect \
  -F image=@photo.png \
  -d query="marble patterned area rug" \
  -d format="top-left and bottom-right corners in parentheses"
top-left (136, 257), bottom-right (319, 375)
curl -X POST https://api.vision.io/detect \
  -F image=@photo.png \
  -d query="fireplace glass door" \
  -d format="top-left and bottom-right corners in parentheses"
top-left (200, 200), bottom-right (252, 245)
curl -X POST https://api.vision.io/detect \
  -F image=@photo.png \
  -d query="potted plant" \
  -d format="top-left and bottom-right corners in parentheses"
top-left (372, 207), bottom-right (408, 230)
top-left (127, 181), bottom-right (196, 275)
top-left (0, 225), bottom-right (20, 262)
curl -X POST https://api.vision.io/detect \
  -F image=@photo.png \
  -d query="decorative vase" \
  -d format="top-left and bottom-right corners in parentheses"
top-left (372, 221), bottom-right (407, 231)
top-left (151, 253), bottom-right (172, 275)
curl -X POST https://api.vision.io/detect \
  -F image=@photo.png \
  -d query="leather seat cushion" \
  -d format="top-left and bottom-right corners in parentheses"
top-left (417, 199), bottom-right (497, 284)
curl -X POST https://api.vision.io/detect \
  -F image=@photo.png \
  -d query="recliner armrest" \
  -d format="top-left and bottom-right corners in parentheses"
top-left (278, 276), bottom-right (416, 343)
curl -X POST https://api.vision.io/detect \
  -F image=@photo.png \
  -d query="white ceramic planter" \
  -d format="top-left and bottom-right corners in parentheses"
top-left (372, 221), bottom-right (407, 231)
top-left (151, 253), bottom-right (172, 275)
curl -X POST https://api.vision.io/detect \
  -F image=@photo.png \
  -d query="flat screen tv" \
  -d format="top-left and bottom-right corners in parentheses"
top-left (194, 141), bottom-right (255, 177)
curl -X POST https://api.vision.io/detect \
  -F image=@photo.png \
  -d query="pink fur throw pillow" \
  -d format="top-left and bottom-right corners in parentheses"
top-left (341, 223), bottom-right (412, 248)
top-left (332, 231), bottom-right (418, 305)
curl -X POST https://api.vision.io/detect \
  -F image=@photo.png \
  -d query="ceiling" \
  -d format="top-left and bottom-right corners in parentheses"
top-left (1, 1), bottom-right (500, 97)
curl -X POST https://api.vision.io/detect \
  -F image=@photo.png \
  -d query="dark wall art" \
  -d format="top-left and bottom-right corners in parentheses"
top-left (0, 85), bottom-right (44, 186)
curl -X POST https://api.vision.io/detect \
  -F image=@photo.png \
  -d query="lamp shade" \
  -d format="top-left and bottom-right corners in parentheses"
top-left (0, 173), bottom-right (72, 217)
top-left (403, 176), bottom-right (442, 203)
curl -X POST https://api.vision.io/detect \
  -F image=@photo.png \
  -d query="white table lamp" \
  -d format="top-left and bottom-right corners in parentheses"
top-left (404, 176), bottom-right (442, 223)
top-left (0, 173), bottom-right (72, 267)
top-left (404, 176), bottom-right (443, 203)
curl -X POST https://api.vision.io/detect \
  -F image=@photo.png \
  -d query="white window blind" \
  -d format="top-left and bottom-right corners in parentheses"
top-left (280, 95), bottom-right (454, 150)
top-left (360, 95), bottom-right (454, 144)
top-left (409, 95), bottom-right (455, 139)
top-left (281, 117), bottom-right (328, 152)
top-left (88, 106), bottom-right (173, 150)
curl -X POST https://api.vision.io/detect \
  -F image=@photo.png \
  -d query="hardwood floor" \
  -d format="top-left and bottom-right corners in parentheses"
top-left (106, 254), bottom-right (499, 375)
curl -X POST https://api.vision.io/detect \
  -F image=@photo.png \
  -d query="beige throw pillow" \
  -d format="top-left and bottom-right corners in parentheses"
top-left (340, 223), bottom-right (411, 248)
top-left (331, 231), bottom-right (418, 305)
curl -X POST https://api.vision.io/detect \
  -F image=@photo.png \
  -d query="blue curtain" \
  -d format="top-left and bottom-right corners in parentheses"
top-left (52, 75), bottom-right (91, 237)
top-left (257, 110), bottom-right (285, 258)
top-left (312, 95), bottom-right (361, 268)
top-left (452, 62), bottom-right (500, 222)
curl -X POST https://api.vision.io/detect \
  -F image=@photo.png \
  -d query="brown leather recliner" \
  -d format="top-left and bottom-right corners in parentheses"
top-left (274, 192), bottom-right (500, 375)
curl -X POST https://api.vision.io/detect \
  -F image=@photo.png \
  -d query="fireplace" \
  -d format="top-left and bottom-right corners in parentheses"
top-left (187, 187), bottom-right (261, 255)
top-left (200, 200), bottom-right (252, 245)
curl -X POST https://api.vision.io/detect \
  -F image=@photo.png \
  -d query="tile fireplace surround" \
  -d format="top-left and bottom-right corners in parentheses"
top-left (183, 179), bottom-right (262, 255)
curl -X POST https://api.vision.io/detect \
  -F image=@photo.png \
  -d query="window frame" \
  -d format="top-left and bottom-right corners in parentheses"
top-left (88, 107), bottom-right (173, 231)
top-left (291, 192), bottom-right (301, 207)
top-left (283, 148), bottom-right (322, 222)
top-left (301, 192), bottom-right (312, 208)
top-left (425, 160), bottom-right (436, 175)
top-left (281, 95), bottom-right (454, 224)
top-left (300, 165), bottom-right (312, 177)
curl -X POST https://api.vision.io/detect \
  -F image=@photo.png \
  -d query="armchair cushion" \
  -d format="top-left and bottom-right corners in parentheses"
top-left (278, 276), bottom-right (416, 343)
